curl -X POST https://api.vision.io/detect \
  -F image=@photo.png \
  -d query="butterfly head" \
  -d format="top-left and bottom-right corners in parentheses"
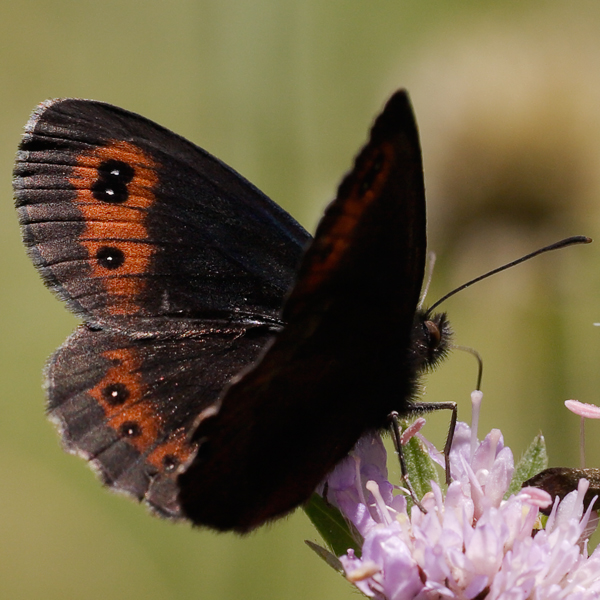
top-left (410, 310), bottom-right (452, 373)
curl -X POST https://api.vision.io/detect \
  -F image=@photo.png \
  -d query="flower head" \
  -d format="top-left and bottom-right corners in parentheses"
top-left (311, 393), bottom-right (600, 600)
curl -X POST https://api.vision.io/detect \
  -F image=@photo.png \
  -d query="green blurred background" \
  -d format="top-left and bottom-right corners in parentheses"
top-left (3, 1), bottom-right (600, 598)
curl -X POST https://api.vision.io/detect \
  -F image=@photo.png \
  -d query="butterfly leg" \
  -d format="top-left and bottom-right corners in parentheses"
top-left (411, 401), bottom-right (457, 484)
top-left (389, 400), bottom-right (457, 507)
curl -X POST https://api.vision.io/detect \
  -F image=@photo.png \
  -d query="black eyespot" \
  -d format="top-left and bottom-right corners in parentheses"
top-left (119, 421), bottom-right (141, 438)
top-left (102, 383), bottom-right (130, 406)
top-left (96, 246), bottom-right (125, 269)
top-left (162, 455), bottom-right (179, 472)
top-left (92, 159), bottom-right (135, 203)
top-left (360, 154), bottom-right (384, 194)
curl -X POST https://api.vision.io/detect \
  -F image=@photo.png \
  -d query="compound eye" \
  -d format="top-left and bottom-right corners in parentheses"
top-left (424, 320), bottom-right (441, 348)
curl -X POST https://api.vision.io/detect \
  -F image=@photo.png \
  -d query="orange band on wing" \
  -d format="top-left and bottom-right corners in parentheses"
top-left (88, 347), bottom-right (158, 453)
top-left (89, 347), bottom-right (193, 471)
top-left (70, 141), bottom-right (159, 315)
top-left (297, 142), bottom-right (394, 294)
top-left (146, 428), bottom-right (192, 473)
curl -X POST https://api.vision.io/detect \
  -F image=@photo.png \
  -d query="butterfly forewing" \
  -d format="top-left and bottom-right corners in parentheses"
top-left (14, 99), bottom-right (309, 333)
top-left (179, 91), bottom-right (429, 531)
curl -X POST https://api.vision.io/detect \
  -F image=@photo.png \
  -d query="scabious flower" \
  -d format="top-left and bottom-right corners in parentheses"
top-left (310, 392), bottom-right (600, 600)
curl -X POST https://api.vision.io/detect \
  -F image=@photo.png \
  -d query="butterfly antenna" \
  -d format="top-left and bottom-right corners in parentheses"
top-left (452, 345), bottom-right (483, 391)
top-left (425, 235), bottom-right (591, 317)
top-left (418, 251), bottom-right (437, 310)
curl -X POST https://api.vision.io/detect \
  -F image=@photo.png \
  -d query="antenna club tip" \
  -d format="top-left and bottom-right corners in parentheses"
top-left (553, 235), bottom-right (592, 250)
top-left (568, 235), bottom-right (592, 245)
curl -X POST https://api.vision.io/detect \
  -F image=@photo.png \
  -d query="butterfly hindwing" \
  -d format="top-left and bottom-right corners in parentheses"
top-left (48, 324), bottom-right (276, 518)
top-left (14, 99), bottom-right (309, 333)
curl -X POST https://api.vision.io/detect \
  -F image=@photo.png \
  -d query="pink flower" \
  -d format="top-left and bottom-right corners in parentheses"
top-left (317, 397), bottom-right (600, 599)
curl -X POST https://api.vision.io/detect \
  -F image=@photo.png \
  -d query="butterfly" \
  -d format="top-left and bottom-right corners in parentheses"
top-left (14, 90), bottom-right (451, 532)
top-left (525, 468), bottom-right (600, 515)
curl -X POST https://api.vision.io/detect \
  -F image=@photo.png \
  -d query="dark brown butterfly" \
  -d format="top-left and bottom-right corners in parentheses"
top-left (525, 468), bottom-right (600, 515)
top-left (15, 91), bottom-right (451, 532)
